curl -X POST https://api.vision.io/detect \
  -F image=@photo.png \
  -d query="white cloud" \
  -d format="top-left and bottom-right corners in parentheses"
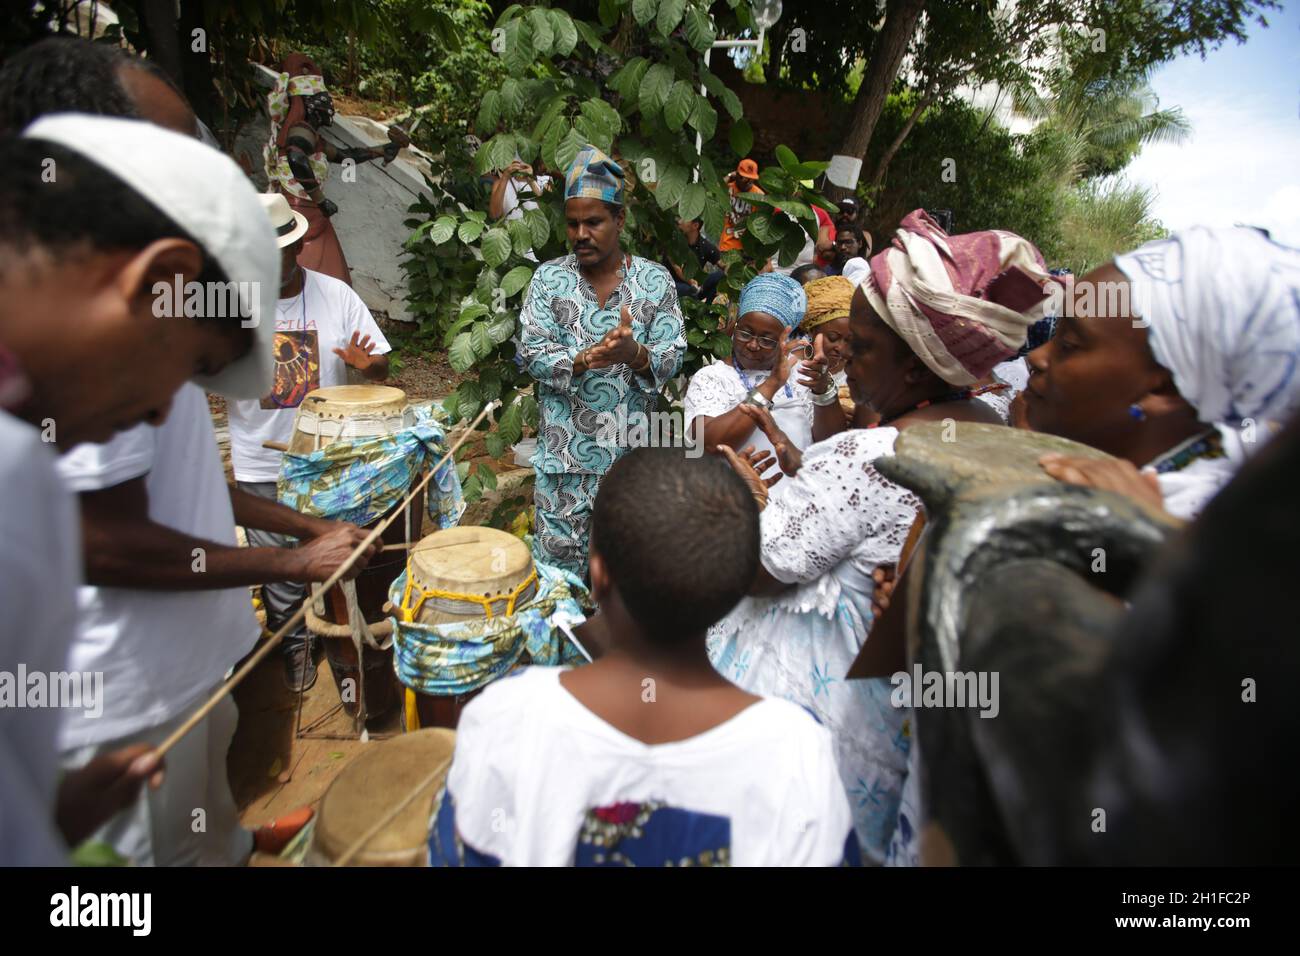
top-left (1128, 89), bottom-right (1300, 247)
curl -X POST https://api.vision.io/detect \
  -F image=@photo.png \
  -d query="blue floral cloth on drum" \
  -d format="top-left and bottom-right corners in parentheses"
top-left (389, 559), bottom-right (590, 698)
top-left (276, 402), bottom-right (464, 529)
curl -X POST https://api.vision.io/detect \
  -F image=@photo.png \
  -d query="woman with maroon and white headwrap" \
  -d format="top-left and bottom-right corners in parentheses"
top-left (710, 209), bottom-right (1057, 863)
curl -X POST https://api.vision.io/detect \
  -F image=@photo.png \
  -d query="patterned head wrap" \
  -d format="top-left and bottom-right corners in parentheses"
top-left (564, 145), bottom-right (624, 205)
top-left (738, 272), bottom-right (807, 329)
top-left (802, 276), bottom-right (854, 330)
top-left (859, 209), bottom-right (1057, 385)
top-left (1115, 226), bottom-right (1300, 428)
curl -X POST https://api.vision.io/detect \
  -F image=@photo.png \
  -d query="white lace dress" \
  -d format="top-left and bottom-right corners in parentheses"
top-left (685, 361), bottom-right (814, 498)
top-left (706, 428), bottom-right (920, 862)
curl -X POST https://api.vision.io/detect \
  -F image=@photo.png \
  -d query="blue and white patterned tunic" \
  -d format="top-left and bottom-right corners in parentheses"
top-left (517, 254), bottom-right (686, 476)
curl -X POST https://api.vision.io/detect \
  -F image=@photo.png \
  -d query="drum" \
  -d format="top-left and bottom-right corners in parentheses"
top-left (306, 728), bottom-right (456, 867)
top-left (289, 385), bottom-right (422, 722)
top-left (397, 527), bottom-right (538, 730)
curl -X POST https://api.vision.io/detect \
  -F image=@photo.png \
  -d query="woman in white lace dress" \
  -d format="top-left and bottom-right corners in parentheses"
top-left (709, 210), bottom-right (1057, 862)
top-left (685, 273), bottom-right (847, 483)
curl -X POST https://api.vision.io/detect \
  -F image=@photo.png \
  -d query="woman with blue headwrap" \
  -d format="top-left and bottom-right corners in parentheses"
top-left (684, 272), bottom-right (848, 485)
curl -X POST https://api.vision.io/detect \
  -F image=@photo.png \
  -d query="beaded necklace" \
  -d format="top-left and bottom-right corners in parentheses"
top-left (1147, 428), bottom-right (1225, 474)
top-left (867, 382), bottom-right (1008, 429)
top-left (733, 356), bottom-right (794, 399)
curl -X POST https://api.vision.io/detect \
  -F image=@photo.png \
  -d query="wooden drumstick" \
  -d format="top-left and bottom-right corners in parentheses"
top-left (262, 440), bottom-right (290, 452)
top-left (153, 400), bottom-right (501, 759)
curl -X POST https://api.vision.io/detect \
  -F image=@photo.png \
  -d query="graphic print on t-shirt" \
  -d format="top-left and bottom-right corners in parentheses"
top-left (261, 325), bottom-right (320, 409)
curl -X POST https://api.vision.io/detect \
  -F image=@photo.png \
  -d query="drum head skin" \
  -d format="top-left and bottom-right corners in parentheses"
top-left (288, 384), bottom-right (410, 454)
top-left (313, 728), bottom-right (456, 866)
top-left (408, 527), bottom-right (536, 625)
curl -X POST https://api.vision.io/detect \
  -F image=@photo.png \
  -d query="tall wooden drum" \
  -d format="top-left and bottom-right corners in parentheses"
top-left (397, 527), bottom-right (538, 730)
top-left (289, 385), bottom-right (423, 722)
top-left (306, 728), bottom-right (456, 867)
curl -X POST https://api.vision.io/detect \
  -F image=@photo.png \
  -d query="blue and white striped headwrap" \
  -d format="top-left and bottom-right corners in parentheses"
top-left (564, 145), bottom-right (624, 205)
top-left (738, 272), bottom-right (807, 329)
top-left (1115, 226), bottom-right (1300, 428)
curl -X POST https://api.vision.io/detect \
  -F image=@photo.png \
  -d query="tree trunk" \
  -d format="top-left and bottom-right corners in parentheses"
top-left (137, 0), bottom-right (183, 86)
top-left (826, 0), bottom-right (927, 201)
top-left (869, 88), bottom-right (937, 192)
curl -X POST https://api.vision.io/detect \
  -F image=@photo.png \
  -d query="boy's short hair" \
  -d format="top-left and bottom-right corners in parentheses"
top-left (591, 447), bottom-right (760, 641)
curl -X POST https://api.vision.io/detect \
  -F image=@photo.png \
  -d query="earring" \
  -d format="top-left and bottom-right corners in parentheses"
top-left (1128, 403), bottom-right (1146, 422)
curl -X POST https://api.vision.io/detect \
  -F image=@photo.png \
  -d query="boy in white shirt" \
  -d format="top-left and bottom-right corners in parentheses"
top-left (226, 193), bottom-right (392, 689)
top-left (429, 447), bottom-right (858, 866)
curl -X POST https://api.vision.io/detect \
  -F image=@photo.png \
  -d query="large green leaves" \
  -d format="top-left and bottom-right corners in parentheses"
top-left (632, 0), bottom-right (657, 27)
top-left (481, 227), bottom-right (511, 267)
top-left (729, 117), bottom-right (753, 157)
top-left (640, 63), bottom-right (675, 117)
top-left (501, 264), bottom-right (535, 297)
top-left (654, 161), bottom-right (688, 209)
top-left (678, 181), bottom-right (707, 222)
top-left (684, 6), bottom-right (716, 51)
top-left (656, 0), bottom-right (686, 37)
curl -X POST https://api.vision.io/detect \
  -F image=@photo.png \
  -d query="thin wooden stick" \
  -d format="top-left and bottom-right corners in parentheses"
top-left (331, 756), bottom-right (453, 867)
top-left (153, 401), bottom-right (499, 758)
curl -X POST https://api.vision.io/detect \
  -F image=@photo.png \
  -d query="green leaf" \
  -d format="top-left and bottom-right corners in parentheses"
top-left (555, 126), bottom-right (586, 172)
top-left (746, 210), bottom-right (778, 244)
top-left (758, 166), bottom-right (795, 194)
top-left (778, 224), bottom-right (807, 268)
top-left (507, 216), bottom-right (532, 255)
top-left (729, 117), bottom-right (753, 157)
top-left (525, 207), bottom-right (551, 249)
top-left (449, 332), bottom-right (475, 371)
top-left (774, 144), bottom-right (801, 174)
top-left (632, 0), bottom-right (657, 26)
top-left (719, 87), bottom-right (742, 121)
top-left (654, 162), bottom-right (688, 209)
top-left (702, 193), bottom-right (725, 240)
top-left (429, 216), bottom-right (457, 245)
top-left (488, 310), bottom-right (518, 344)
top-left (598, 0), bottom-right (621, 28)
top-left (499, 79), bottom-right (525, 119)
top-left (485, 431), bottom-right (507, 459)
top-left (478, 463), bottom-right (499, 491)
top-left (501, 264), bottom-right (534, 297)
top-left (580, 98), bottom-right (622, 140)
top-left (476, 90), bottom-right (501, 135)
top-left (687, 96), bottom-right (717, 140)
top-left (499, 400), bottom-right (524, 444)
top-left (574, 114), bottom-right (612, 152)
top-left (550, 9), bottom-right (579, 55)
top-left (471, 322), bottom-right (494, 358)
top-left (501, 19), bottom-right (533, 75)
top-left (573, 19), bottom-right (605, 52)
top-left (527, 7), bottom-right (553, 55)
top-left (656, 0), bottom-right (685, 36)
top-left (460, 301), bottom-right (490, 323)
top-left (481, 227), bottom-right (511, 267)
top-left (684, 6), bottom-right (716, 51)
top-left (678, 181), bottom-right (707, 222)
top-left (458, 220), bottom-right (485, 243)
top-left (608, 57), bottom-right (649, 100)
top-left (640, 64), bottom-right (674, 117)
top-left (541, 117), bottom-right (566, 169)
top-left (664, 80), bottom-right (695, 132)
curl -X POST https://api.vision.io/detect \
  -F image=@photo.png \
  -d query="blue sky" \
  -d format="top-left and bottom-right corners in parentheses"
top-left (1126, 3), bottom-right (1300, 245)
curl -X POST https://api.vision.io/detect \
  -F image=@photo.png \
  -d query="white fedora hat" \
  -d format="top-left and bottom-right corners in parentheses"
top-left (258, 191), bottom-right (310, 248)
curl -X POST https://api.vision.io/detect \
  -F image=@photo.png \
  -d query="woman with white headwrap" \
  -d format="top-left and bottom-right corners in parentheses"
top-left (1024, 226), bottom-right (1300, 520)
top-left (711, 210), bottom-right (1056, 861)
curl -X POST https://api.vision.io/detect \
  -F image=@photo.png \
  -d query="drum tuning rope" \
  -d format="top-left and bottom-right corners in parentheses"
top-left (152, 400), bottom-right (502, 759)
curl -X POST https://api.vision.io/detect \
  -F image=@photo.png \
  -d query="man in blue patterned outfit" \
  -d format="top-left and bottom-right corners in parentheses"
top-left (517, 145), bottom-right (685, 578)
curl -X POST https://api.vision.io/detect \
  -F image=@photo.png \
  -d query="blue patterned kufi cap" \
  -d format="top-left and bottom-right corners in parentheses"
top-left (738, 272), bottom-right (807, 329)
top-left (565, 144), bottom-right (625, 205)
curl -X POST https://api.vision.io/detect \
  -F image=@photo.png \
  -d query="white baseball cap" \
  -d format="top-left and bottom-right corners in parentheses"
top-left (20, 113), bottom-right (278, 399)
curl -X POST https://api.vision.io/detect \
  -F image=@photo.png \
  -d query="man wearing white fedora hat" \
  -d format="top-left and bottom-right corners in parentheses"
top-left (225, 191), bottom-right (392, 692)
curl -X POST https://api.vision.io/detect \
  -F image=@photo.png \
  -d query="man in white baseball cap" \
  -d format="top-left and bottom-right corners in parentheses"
top-left (1, 101), bottom-right (374, 867)
top-left (0, 110), bottom-right (280, 865)
top-left (225, 191), bottom-right (391, 692)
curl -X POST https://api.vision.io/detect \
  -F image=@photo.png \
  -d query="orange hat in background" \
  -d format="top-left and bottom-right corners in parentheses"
top-left (737, 158), bottom-right (759, 178)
